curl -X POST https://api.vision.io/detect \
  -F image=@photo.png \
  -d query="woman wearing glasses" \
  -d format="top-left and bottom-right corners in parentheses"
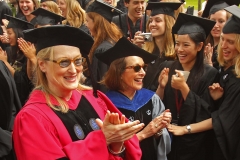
top-left (13, 25), bottom-right (143, 160)
top-left (97, 37), bottom-right (172, 160)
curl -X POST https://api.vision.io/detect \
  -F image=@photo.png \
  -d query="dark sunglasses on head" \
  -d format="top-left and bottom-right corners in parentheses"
top-left (44, 56), bottom-right (83, 68)
top-left (125, 64), bottom-right (148, 72)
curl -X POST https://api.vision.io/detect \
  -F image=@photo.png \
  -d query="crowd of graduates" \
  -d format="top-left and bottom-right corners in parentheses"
top-left (0, 0), bottom-right (240, 159)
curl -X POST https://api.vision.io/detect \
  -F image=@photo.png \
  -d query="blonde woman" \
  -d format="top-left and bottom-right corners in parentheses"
top-left (13, 25), bottom-right (143, 160)
top-left (58, 0), bottom-right (89, 33)
top-left (133, 2), bottom-right (182, 91)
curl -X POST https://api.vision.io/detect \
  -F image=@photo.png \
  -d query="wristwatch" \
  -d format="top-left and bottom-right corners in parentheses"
top-left (186, 125), bottom-right (191, 134)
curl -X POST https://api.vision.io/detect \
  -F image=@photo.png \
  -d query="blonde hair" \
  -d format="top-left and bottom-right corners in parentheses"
top-left (35, 47), bottom-right (91, 113)
top-left (218, 34), bottom-right (240, 77)
top-left (143, 14), bottom-right (176, 58)
top-left (62, 0), bottom-right (85, 28)
top-left (44, 1), bottom-right (62, 15)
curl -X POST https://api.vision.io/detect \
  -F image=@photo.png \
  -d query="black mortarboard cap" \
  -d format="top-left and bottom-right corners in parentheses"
top-left (23, 25), bottom-right (94, 56)
top-left (31, 8), bottom-right (65, 25)
top-left (201, 0), bottom-right (239, 18)
top-left (95, 37), bottom-right (157, 66)
top-left (86, 0), bottom-right (123, 23)
top-left (5, 14), bottom-right (34, 30)
top-left (40, 0), bottom-right (56, 3)
top-left (172, 13), bottom-right (216, 37)
top-left (223, 5), bottom-right (240, 34)
top-left (146, 2), bottom-right (183, 18)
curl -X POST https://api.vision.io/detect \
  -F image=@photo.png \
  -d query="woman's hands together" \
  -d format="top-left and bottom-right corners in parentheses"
top-left (96, 111), bottom-right (144, 152)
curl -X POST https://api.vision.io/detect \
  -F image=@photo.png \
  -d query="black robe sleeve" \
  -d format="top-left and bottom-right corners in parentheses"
top-left (0, 61), bottom-right (21, 159)
top-left (86, 41), bottom-right (113, 93)
top-left (212, 71), bottom-right (240, 160)
top-left (14, 58), bottom-right (34, 106)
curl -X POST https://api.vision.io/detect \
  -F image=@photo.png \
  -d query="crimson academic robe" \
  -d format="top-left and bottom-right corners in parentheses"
top-left (13, 89), bottom-right (141, 160)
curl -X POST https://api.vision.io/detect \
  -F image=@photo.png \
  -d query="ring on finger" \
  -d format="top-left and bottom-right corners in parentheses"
top-left (155, 124), bottom-right (158, 128)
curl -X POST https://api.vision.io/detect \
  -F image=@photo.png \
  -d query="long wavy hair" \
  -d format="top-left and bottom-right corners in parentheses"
top-left (35, 47), bottom-right (91, 113)
top-left (143, 14), bottom-right (176, 58)
top-left (44, 1), bottom-right (62, 15)
top-left (62, 0), bottom-right (85, 28)
top-left (86, 12), bottom-right (123, 63)
top-left (218, 33), bottom-right (240, 77)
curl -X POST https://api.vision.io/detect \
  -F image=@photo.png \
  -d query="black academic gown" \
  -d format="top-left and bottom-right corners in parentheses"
top-left (211, 66), bottom-right (240, 160)
top-left (0, 61), bottom-right (21, 160)
top-left (20, 16), bottom-right (37, 25)
top-left (143, 48), bottom-right (174, 91)
top-left (160, 61), bottom-right (219, 160)
top-left (112, 13), bottom-right (148, 39)
top-left (85, 41), bottom-right (113, 93)
top-left (0, 1), bottom-right (12, 25)
top-left (11, 52), bottom-right (34, 106)
top-left (212, 45), bottom-right (220, 71)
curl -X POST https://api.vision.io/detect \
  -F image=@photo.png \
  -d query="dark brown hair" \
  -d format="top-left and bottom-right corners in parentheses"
top-left (101, 58), bottom-right (126, 91)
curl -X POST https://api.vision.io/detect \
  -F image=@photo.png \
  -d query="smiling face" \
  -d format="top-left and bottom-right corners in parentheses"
top-left (39, 45), bottom-right (82, 96)
top-left (220, 33), bottom-right (239, 66)
top-left (120, 56), bottom-right (146, 96)
top-left (149, 14), bottom-right (166, 38)
top-left (125, 0), bottom-right (145, 22)
top-left (175, 34), bottom-right (203, 69)
top-left (7, 28), bottom-right (17, 46)
top-left (210, 10), bottom-right (228, 39)
top-left (18, 0), bottom-right (35, 16)
top-left (58, 0), bottom-right (67, 17)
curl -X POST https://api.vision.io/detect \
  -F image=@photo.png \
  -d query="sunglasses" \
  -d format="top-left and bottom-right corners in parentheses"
top-left (44, 56), bottom-right (83, 68)
top-left (125, 64), bottom-right (148, 72)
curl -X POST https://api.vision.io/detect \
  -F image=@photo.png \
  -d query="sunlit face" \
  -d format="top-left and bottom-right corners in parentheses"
top-left (58, 0), bottom-right (67, 17)
top-left (210, 10), bottom-right (227, 39)
top-left (175, 34), bottom-right (202, 66)
top-left (18, 0), bottom-right (35, 16)
top-left (149, 14), bottom-right (166, 38)
top-left (220, 33), bottom-right (239, 64)
top-left (125, 0), bottom-right (145, 20)
top-left (121, 56), bottom-right (146, 94)
top-left (40, 2), bottom-right (49, 10)
top-left (7, 28), bottom-right (17, 46)
top-left (41, 45), bottom-right (83, 95)
top-left (85, 14), bottom-right (95, 37)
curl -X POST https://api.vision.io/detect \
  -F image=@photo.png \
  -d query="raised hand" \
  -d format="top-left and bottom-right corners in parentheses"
top-left (204, 43), bottom-right (213, 66)
top-left (209, 83), bottom-right (224, 100)
top-left (0, 32), bottom-right (9, 44)
top-left (0, 47), bottom-right (7, 62)
top-left (18, 38), bottom-right (36, 61)
top-left (158, 68), bottom-right (169, 89)
top-left (131, 31), bottom-right (145, 48)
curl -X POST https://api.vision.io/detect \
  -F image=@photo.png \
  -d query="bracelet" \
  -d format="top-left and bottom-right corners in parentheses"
top-left (108, 145), bottom-right (126, 156)
top-left (155, 129), bottom-right (163, 136)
